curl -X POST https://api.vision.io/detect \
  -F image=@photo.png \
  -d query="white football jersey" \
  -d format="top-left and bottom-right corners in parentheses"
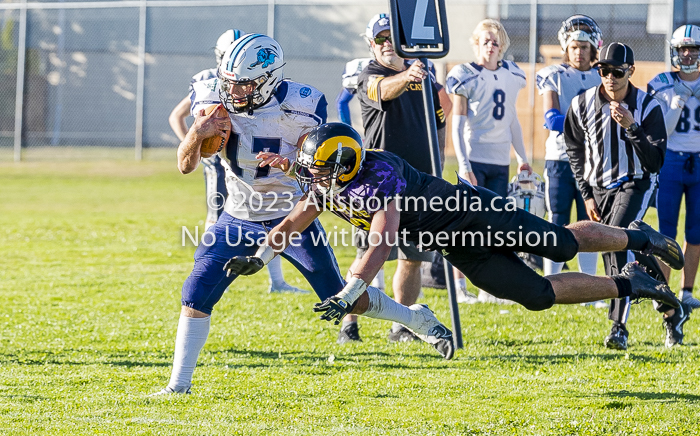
top-left (190, 78), bottom-right (327, 221)
top-left (341, 58), bottom-right (372, 93)
top-left (188, 67), bottom-right (217, 94)
top-left (536, 63), bottom-right (601, 161)
top-left (446, 61), bottom-right (527, 165)
top-left (648, 72), bottom-right (700, 153)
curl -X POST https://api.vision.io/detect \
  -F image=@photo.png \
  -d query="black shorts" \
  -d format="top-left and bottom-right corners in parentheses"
top-left (440, 185), bottom-right (580, 311)
top-left (354, 228), bottom-right (433, 262)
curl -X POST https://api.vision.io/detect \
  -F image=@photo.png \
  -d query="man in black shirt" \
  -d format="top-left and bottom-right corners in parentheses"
top-left (565, 42), bottom-right (687, 350)
top-left (339, 14), bottom-right (446, 344)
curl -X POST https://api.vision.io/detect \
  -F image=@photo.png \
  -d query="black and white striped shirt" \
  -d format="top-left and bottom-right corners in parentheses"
top-left (564, 84), bottom-right (667, 200)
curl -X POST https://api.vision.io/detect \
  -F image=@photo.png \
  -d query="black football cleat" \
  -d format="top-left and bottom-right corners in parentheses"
top-left (604, 323), bottom-right (629, 350)
top-left (337, 322), bottom-right (362, 345)
top-left (617, 262), bottom-right (680, 308)
top-left (629, 221), bottom-right (685, 270)
top-left (388, 326), bottom-right (420, 343)
top-left (664, 303), bottom-right (691, 348)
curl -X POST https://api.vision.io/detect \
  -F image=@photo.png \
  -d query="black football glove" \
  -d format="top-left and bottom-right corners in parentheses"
top-left (223, 256), bottom-right (265, 277)
top-left (313, 296), bottom-right (355, 325)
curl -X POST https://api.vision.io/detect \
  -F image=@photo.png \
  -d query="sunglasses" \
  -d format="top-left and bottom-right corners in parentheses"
top-left (374, 35), bottom-right (392, 45)
top-left (598, 67), bottom-right (629, 79)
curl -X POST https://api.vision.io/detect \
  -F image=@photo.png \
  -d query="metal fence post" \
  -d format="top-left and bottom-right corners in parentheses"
top-left (267, 0), bottom-right (275, 38)
top-left (528, 0), bottom-right (537, 162)
top-left (13, 0), bottom-right (27, 162)
top-left (134, 0), bottom-right (147, 161)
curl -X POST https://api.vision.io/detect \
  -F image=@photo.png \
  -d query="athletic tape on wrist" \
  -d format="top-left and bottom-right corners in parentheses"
top-left (336, 276), bottom-right (368, 305)
top-left (285, 160), bottom-right (302, 177)
top-left (254, 244), bottom-right (275, 265)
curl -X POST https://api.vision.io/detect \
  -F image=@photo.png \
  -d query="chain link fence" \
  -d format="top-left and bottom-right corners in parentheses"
top-left (0, 0), bottom-right (674, 161)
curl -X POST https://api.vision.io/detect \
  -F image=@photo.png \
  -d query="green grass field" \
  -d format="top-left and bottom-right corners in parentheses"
top-left (1, 157), bottom-right (699, 435)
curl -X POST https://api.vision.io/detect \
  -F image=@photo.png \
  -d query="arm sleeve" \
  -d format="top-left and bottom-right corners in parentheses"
top-left (451, 114), bottom-right (471, 174)
top-left (544, 108), bottom-right (566, 133)
top-left (628, 105), bottom-right (667, 173)
top-left (510, 117), bottom-right (528, 164)
top-left (653, 92), bottom-right (684, 137)
top-left (564, 104), bottom-right (593, 200)
top-left (336, 88), bottom-right (354, 126)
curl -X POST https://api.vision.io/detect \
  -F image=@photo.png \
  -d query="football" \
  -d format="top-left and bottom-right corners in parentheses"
top-left (200, 104), bottom-right (231, 158)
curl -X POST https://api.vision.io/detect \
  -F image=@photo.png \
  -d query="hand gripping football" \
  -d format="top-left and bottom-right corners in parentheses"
top-left (200, 105), bottom-right (231, 158)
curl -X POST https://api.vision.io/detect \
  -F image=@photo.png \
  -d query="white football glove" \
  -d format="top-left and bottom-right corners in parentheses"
top-left (674, 81), bottom-right (694, 101)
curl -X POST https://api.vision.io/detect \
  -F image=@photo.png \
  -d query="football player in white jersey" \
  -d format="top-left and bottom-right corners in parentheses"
top-left (152, 35), bottom-right (454, 395)
top-left (446, 19), bottom-right (532, 193)
top-left (647, 24), bottom-right (700, 344)
top-left (168, 29), bottom-right (307, 295)
top-left (336, 57), bottom-right (373, 125)
top-left (446, 19), bottom-right (531, 303)
top-left (535, 15), bottom-right (603, 291)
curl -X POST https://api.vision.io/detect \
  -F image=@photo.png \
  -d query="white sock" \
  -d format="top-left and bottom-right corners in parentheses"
top-left (544, 259), bottom-right (564, 276)
top-left (363, 286), bottom-right (413, 329)
top-left (371, 269), bottom-right (385, 290)
top-left (267, 256), bottom-right (285, 287)
top-left (457, 277), bottom-right (466, 290)
top-left (167, 315), bottom-right (211, 390)
top-left (578, 252), bottom-right (598, 275)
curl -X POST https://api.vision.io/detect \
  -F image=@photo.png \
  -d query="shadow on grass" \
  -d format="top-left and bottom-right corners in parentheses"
top-left (609, 390), bottom-right (700, 403)
top-left (462, 351), bottom-right (671, 365)
top-left (1, 347), bottom-right (455, 371)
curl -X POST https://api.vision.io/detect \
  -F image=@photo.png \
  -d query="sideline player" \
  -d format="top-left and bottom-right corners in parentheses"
top-left (535, 15), bottom-right (603, 303)
top-left (446, 19), bottom-right (531, 303)
top-left (152, 36), bottom-right (454, 395)
top-left (647, 24), bottom-right (700, 345)
top-left (446, 19), bottom-right (531, 193)
top-left (225, 123), bottom-right (683, 333)
top-left (168, 29), bottom-right (307, 295)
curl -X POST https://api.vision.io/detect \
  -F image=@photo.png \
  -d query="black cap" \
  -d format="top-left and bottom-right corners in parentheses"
top-left (594, 42), bottom-right (634, 67)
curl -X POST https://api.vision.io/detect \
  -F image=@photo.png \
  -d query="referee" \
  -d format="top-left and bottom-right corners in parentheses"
top-left (564, 42), bottom-right (674, 350)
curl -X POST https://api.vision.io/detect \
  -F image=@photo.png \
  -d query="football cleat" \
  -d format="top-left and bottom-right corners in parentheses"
top-left (148, 385), bottom-right (191, 396)
top-left (405, 304), bottom-right (455, 360)
top-left (664, 303), bottom-right (691, 347)
top-left (268, 282), bottom-right (311, 294)
top-left (617, 262), bottom-right (680, 308)
top-left (604, 323), bottom-right (629, 350)
top-left (628, 221), bottom-right (685, 270)
top-left (388, 326), bottom-right (419, 343)
top-left (456, 287), bottom-right (479, 304)
top-left (680, 289), bottom-right (700, 310)
top-left (477, 290), bottom-right (515, 305)
top-left (337, 322), bottom-right (362, 344)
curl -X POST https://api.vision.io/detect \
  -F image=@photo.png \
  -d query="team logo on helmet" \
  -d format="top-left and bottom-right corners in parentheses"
top-left (249, 48), bottom-right (278, 69)
top-left (295, 123), bottom-right (365, 196)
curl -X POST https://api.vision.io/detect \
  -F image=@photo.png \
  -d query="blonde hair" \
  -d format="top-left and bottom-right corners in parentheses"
top-left (470, 19), bottom-right (510, 61)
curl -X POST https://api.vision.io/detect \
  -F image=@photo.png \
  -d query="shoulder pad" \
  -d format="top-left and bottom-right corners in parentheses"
top-left (505, 61), bottom-right (526, 79)
top-left (342, 58), bottom-right (372, 90)
top-left (191, 78), bottom-right (220, 101)
top-left (189, 78), bottom-right (221, 116)
top-left (342, 58), bottom-right (372, 77)
top-left (446, 63), bottom-right (479, 94)
top-left (649, 72), bottom-right (674, 86)
top-left (536, 64), bottom-right (564, 81)
top-left (275, 80), bottom-right (327, 123)
top-left (191, 68), bottom-right (217, 84)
